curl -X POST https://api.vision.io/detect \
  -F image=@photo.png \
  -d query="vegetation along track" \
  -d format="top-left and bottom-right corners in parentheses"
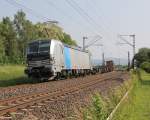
top-left (0, 71), bottom-right (129, 119)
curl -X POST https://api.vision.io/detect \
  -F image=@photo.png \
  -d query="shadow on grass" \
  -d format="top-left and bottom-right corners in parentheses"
top-left (141, 80), bottom-right (150, 86)
top-left (0, 76), bottom-right (41, 87)
top-left (137, 70), bottom-right (150, 86)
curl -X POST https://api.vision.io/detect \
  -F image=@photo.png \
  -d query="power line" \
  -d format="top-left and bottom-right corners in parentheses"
top-left (5, 0), bottom-right (50, 21)
top-left (87, 0), bottom-right (122, 55)
top-left (45, 0), bottom-right (97, 35)
top-left (65, 0), bottom-right (102, 37)
top-left (71, 0), bottom-right (103, 30)
top-left (70, 0), bottom-right (116, 40)
top-left (87, 0), bottom-right (115, 35)
top-left (65, 0), bottom-right (117, 54)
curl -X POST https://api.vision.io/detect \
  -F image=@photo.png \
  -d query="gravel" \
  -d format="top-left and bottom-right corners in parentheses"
top-left (0, 71), bottom-right (127, 100)
top-left (0, 71), bottom-right (130, 120)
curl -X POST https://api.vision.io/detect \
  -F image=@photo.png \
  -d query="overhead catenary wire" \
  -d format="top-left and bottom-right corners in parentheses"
top-left (5, 0), bottom-right (123, 60)
top-left (65, 0), bottom-right (118, 56)
top-left (88, 0), bottom-right (130, 60)
top-left (5, 0), bottom-right (114, 40)
top-left (45, 0), bottom-right (97, 35)
top-left (85, 0), bottom-right (116, 46)
top-left (70, 0), bottom-right (103, 30)
top-left (87, 0), bottom-right (125, 56)
top-left (69, 0), bottom-right (116, 41)
top-left (65, 0), bottom-right (103, 37)
top-left (5, 0), bottom-right (50, 21)
top-left (87, 0), bottom-right (116, 36)
top-left (6, 0), bottom-right (108, 40)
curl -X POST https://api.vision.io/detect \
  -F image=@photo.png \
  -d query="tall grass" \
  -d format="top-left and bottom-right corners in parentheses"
top-left (81, 78), bottom-right (132, 120)
top-left (83, 93), bottom-right (108, 120)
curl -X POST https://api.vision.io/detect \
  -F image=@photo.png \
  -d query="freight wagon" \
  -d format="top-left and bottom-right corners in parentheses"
top-left (92, 60), bottom-right (114, 74)
top-left (106, 60), bottom-right (114, 72)
top-left (25, 39), bottom-right (92, 80)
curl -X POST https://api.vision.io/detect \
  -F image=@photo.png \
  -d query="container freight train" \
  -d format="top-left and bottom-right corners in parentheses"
top-left (24, 39), bottom-right (114, 80)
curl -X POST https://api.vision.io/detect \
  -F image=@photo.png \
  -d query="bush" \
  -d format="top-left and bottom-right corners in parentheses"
top-left (140, 62), bottom-right (150, 73)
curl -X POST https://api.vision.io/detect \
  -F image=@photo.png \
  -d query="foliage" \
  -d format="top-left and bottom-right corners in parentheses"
top-left (0, 34), bottom-right (5, 63)
top-left (36, 22), bottom-right (77, 46)
top-left (134, 48), bottom-right (150, 67)
top-left (140, 61), bottom-right (150, 73)
top-left (0, 10), bottom-right (76, 64)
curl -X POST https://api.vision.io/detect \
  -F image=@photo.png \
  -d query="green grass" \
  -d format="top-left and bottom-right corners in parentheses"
top-left (0, 65), bottom-right (35, 87)
top-left (112, 70), bottom-right (150, 120)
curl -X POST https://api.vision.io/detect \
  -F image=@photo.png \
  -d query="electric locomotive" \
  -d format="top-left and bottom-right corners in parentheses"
top-left (24, 39), bottom-right (92, 80)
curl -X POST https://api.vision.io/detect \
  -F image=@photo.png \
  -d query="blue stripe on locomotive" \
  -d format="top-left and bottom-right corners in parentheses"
top-left (64, 46), bottom-right (71, 69)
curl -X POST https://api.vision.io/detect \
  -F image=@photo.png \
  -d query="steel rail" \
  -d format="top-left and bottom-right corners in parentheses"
top-left (0, 73), bottom-right (121, 117)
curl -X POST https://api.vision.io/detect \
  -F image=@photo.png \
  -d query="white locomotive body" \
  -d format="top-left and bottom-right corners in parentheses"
top-left (25, 39), bottom-right (92, 79)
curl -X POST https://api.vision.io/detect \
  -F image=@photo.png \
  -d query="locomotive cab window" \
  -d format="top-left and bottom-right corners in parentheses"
top-left (27, 42), bottom-right (39, 54)
top-left (39, 41), bottom-right (50, 53)
top-left (27, 40), bottom-right (50, 54)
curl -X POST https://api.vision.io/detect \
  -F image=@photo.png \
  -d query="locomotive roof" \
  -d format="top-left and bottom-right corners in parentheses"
top-left (28, 39), bottom-right (51, 44)
top-left (63, 44), bottom-right (89, 53)
top-left (28, 39), bottom-right (89, 53)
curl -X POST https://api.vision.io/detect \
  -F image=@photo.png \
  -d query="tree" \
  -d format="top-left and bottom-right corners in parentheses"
top-left (140, 61), bottom-right (150, 73)
top-left (36, 22), bottom-right (63, 40)
top-left (63, 32), bottom-right (76, 45)
top-left (36, 23), bottom-right (76, 45)
top-left (0, 36), bottom-right (5, 63)
top-left (13, 10), bottom-right (43, 59)
top-left (134, 48), bottom-right (150, 67)
top-left (0, 10), bottom-right (77, 64)
top-left (0, 17), bottom-right (18, 63)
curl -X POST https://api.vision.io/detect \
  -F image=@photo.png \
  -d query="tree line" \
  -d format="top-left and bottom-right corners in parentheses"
top-left (135, 48), bottom-right (150, 73)
top-left (0, 10), bottom-right (76, 64)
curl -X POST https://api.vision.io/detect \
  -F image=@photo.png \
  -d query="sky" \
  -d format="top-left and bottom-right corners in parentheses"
top-left (0, 0), bottom-right (150, 62)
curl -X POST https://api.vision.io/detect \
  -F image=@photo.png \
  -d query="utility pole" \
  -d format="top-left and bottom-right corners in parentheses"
top-left (118, 34), bottom-right (136, 69)
top-left (83, 36), bottom-right (88, 51)
top-left (82, 35), bottom-right (102, 51)
top-left (102, 52), bottom-right (105, 66)
top-left (82, 36), bottom-right (103, 66)
top-left (130, 35), bottom-right (136, 69)
top-left (128, 51), bottom-right (130, 71)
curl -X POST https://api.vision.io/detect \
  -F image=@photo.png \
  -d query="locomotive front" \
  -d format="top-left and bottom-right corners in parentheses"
top-left (24, 40), bottom-right (53, 78)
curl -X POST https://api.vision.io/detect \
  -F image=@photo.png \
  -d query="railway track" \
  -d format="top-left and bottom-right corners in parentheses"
top-left (0, 72), bottom-right (126, 119)
top-left (0, 72), bottom-right (118, 101)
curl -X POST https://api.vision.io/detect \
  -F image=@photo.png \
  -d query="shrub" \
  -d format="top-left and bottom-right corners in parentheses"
top-left (140, 62), bottom-right (150, 73)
